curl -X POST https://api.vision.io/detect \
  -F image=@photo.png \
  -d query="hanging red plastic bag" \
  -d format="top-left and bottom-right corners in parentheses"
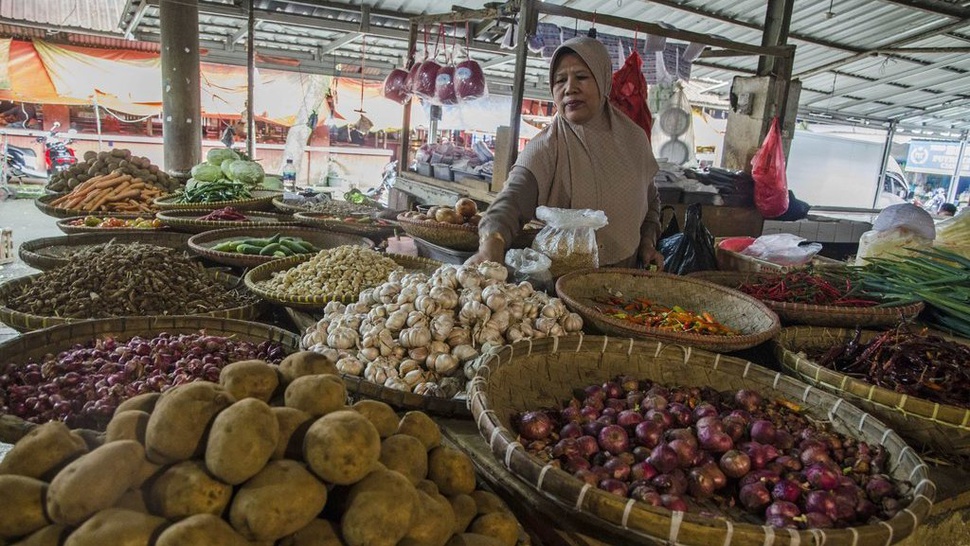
top-left (609, 49), bottom-right (653, 139)
top-left (383, 68), bottom-right (411, 104)
top-left (750, 117), bottom-right (790, 218)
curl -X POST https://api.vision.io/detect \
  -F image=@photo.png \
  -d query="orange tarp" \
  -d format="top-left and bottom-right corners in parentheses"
top-left (0, 39), bottom-right (87, 105)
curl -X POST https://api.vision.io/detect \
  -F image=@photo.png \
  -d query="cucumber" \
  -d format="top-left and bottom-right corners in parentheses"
top-left (212, 241), bottom-right (238, 252)
top-left (259, 243), bottom-right (284, 256)
top-left (240, 238), bottom-right (271, 247)
top-left (296, 240), bottom-right (319, 253)
top-left (236, 243), bottom-right (263, 255)
top-left (279, 238), bottom-right (309, 254)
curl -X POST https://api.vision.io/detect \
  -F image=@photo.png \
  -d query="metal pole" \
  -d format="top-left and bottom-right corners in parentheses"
top-left (758, 0), bottom-right (794, 76)
top-left (873, 121), bottom-right (897, 209)
top-left (93, 97), bottom-right (104, 151)
top-left (507, 0), bottom-right (536, 166)
top-left (948, 132), bottom-right (967, 205)
top-left (246, 0), bottom-right (256, 159)
top-left (159, 0), bottom-right (202, 176)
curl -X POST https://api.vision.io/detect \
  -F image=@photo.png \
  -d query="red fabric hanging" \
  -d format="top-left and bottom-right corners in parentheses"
top-left (609, 49), bottom-right (653, 140)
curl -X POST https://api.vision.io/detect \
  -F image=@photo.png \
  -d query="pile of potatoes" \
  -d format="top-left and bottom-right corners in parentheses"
top-left (0, 351), bottom-right (528, 546)
top-left (46, 148), bottom-right (177, 194)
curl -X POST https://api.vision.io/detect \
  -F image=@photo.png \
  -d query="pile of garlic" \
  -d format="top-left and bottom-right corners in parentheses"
top-left (303, 262), bottom-right (583, 399)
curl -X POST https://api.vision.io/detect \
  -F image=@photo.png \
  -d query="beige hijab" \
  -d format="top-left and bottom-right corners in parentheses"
top-left (515, 36), bottom-right (659, 265)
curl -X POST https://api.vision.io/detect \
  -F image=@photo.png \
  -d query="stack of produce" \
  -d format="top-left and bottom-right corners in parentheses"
top-left (279, 194), bottom-right (382, 216)
top-left (253, 246), bottom-right (401, 301)
top-left (47, 170), bottom-right (171, 214)
top-left (514, 378), bottom-right (912, 530)
top-left (303, 262), bottom-right (583, 399)
top-left (46, 149), bottom-right (177, 194)
top-left (400, 198), bottom-right (482, 227)
top-left (0, 351), bottom-right (527, 546)
top-left (6, 243), bottom-right (255, 319)
top-left (177, 148), bottom-right (268, 204)
top-left (211, 233), bottom-right (320, 258)
top-left (66, 216), bottom-right (163, 229)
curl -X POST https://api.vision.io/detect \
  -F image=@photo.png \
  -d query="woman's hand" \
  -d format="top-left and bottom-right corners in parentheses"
top-left (639, 244), bottom-right (664, 271)
top-left (464, 233), bottom-right (505, 266)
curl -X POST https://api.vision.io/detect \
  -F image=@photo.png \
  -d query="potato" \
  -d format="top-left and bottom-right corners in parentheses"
top-left (449, 494), bottom-right (478, 534)
top-left (468, 513), bottom-right (518, 546)
top-left (63, 508), bottom-right (166, 546)
top-left (46, 440), bottom-right (145, 525)
top-left (0, 421), bottom-right (87, 480)
top-left (145, 382), bottom-right (234, 464)
top-left (400, 490), bottom-right (456, 546)
top-left (155, 514), bottom-right (248, 546)
top-left (206, 398), bottom-right (279, 485)
top-left (0, 475), bottom-right (49, 538)
top-left (149, 460), bottom-right (233, 519)
top-left (219, 359), bottom-right (280, 402)
top-left (12, 524), bottom-right (70, 546)
top-left (284, 374), bottom-right (346, 417)
top-left (229, 460), bottom-right (327, 542)
top-left (416, 479), bottom-right (439, 496)
top-left (105, 410), bottom-right (150, 444)
top-left (427, 446), bottom-right (476, 496)
top-left (71, 429), bottom-right (104, 451)
top-left (352, 400), bottom-right (398, 438)
top-left (279, 352), bottom-right (338, 385)
top-left (446, 534), bottom-right (506, 546)
top-left (304, 410), bottom-right (380, 485)
top-left (396, 411), bottom-right (441, 451)
top-left (470, 490), bottom-right (508, 515)
top-left (114, 392), bottom-right (161, 415)
top-left (129, 456), bottom-right (163, 490)
top-left (271, 407), bottom-right (313, 460)
top-left (379, 434), bottom-right (427, 485)
top-left (342, 468), bottom-right (418, 546)
top-left (113, 489), bottom-right (149, 513)
top-left (278, 519), bottom-right (344, 546)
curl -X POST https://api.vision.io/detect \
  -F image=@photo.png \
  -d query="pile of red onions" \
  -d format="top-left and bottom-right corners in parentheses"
top-left (0, 332), bottom-right (287, 429)
top-left (513, 378), bottom-right (909, 529)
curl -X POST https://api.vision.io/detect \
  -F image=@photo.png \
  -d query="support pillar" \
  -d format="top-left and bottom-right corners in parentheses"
top-left (159, 0), bottom-right (202, 177)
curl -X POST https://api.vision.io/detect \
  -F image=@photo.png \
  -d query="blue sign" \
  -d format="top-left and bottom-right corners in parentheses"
top-left (906, 140), bottom-right (970, 175)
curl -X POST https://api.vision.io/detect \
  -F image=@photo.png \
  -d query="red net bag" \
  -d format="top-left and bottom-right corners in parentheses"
top-left (608, 49), bottom-right (653, 139)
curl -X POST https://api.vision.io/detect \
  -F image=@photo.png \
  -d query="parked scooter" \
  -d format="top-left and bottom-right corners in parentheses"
top-left (37, 122), bottom-right (78, 176)
top-left (363, 160), bottom-right (397, 206)
top-left (3, 134), bottom-right (48, 183)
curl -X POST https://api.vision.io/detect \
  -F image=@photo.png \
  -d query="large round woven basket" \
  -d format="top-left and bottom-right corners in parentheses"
top-left (555, 269), bottom-right (780, 352)
top-left (688, 271), bottom-right (925, 328)
top-left (153, 190), bottom-right (283, 212)
top-left (0, 316), bottom-right (300, 443)
top-left (293, 211), bottom-right (400, 242)
top-left (56, 215), bottom-right (165, 235)
top-left (775, 326), bottom-right (970, 458)
top-left (188, 226), bottom-right (374, 269)
top-left (272, 196), bottom-right (384, 216)
top-left (0, 270), bottom-right (264, 333)
top-left (395, 214), bottom-right (541, 252)
top-left (244, 253), bottom-right (442, 309)
top-left (468, 335), bottom-right (935, 546)
top-left (34, 194), bottom-right (157, 219)
top-left (18, 232), bottom-right (195, 271)
top-left (156, 209), bottom-right (298, 234)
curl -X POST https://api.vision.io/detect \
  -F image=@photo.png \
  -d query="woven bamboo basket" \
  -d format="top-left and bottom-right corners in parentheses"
top-left (555, 269), bottom-right (780, 352)
top-left (396, 215), bottom-right (542, 252)
top-left (272, 196), bottom-right (384, 216)
top-left (293, 211), bottom-right (401, 242)
top-left (0, 270), bottom-right (264, 333)
top-left (244, 253), bottom-right (442, 309)
top-left (715, 239), bottom-right (845, 273)
top-left (775, 326), bottom-right (970, 458)
top-left (18, 232), bottom-right (195, 271)
top-left (153, 190), bottom-right (283, 212)
top-left (188, 226), bottom-right (374, 269)
top-left (688, 271), bottom-right (925, 328)
top-left (468, 335), bottom-right (935, 546)
top-left (56, 215), bottom-right (166, 235)
top-left (0, 316), bottom-right (300, 443)
top-left (34, 194), bottom-right (157, 219)
top-left (156, 210), bottom-right (298, 234)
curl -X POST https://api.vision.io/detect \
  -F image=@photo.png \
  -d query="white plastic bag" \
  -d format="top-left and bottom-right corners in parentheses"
top-left (531, 206), bottom-right (608, 278)
top-left (505, 248), bottom-right (553, 292)
top-left (741, 233), bottom-right (822, 267)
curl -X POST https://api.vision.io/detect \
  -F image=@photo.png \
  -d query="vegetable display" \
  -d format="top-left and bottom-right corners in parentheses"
top-left (594, 296), bottom-right (737, 335)
top-left (399, 198), bottom-right (482, 227)
top-left (310, 213), bottom-right (395, 226)
top-left (67, 216), bottom-right (163, 229)
top-left (811, 327), bottom-right (970, 409)
top-left (253, 246), bottom-right (401, 300)
top-left (6, 242), bottom-right (255, 319)
top-left (46, 148), bottom-right (177, 194)
top-left (174, 180), bottom-right (253, 204)
top-left (737, 269), bottom-right (878, 307)
top-left (197, 207), bottom-right (249, 222)
top-left (0, 332), bottom-right (287, 429)
top-left (0, 355), bottom-right (528, 546)
top-left (304, 262), bottom-right (583, 399)
top-left (210, 233), bottom-right (320, 257)
top-left (278, 195), bottom-right (382, 216)
top-left (48, 172), bottom-right (168, 214)
top-left (514, 378), bottom-right (911, 530)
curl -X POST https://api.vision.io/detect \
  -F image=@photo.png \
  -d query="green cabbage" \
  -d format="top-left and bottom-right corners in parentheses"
top-left (227, 160), bottom-right (265, 186)
top-left (207, 147), bottom-right (240, 166)
top-left (190, 163), bottom-right (223, 183)
top-left (221, 158), bottom-right (235, 178)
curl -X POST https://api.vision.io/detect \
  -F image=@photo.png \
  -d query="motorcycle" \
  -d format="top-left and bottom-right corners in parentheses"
top-left (37, 121), bottom-right (78, 176)
top-left (362, 160), bottom-right (397, 206)
top-left (3, 135), bottom-right (48, 183)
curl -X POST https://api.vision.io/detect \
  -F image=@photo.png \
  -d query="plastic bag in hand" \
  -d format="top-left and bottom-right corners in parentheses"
top-left (750, 117), bottom-right (790, 218)
top-left (506, 248), bottom-right (553, 292)
top-left (657, 203), bottom-right (717, 274)
top-left (531, 206), bottom-right (608, 278)
top-left (741, 233), bottom-right (822, 267)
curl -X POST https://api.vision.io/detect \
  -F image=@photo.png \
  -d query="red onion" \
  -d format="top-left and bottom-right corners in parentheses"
top-left (598, 478), bottom-right (628, 497)
top-left (691, 403), bottom-right (718, 423)
top-left (630, 485), bottom-right (662, 505)
top-left (517, 411), bottom-right (554, 441)
top-left (734, 389), bottom-right (762, 412)
top-left (688, 466), bottom-right (720, 499)
top-left (603, 457), bottom-right (631, 480)
top-left (560, 421), bottom-right (582, 439)
top-left (805, 463), bottom-right (840, 491)
top-left (576, 435), bottom-right (600, 458)
top-left (616, 409), bottom-right (643, 429)
top-left (804, 490), bottom-right (838, 520)
top-left (668, 439), bottom-right (697, 468)
top-left (603, 381), bottom-right (624, 399)
top-left (634, 420), bottom-right (664, 448)
top-left (563, 456), bottom-right (591, 474)
top-left (749, 419), bottom-right (776, 445)
top-left (597, 425), bottom-right (631, 455)
top-left (739, 482), bottom-right (771, 512)
top-left (865, 475), bottom-right (896, 502)
top-left (644, 409), bottom-right (673, 429)
top-left (803, 511), bottom-right (834, 528)
top-left (640, 394), bottom-right (667, 412)
top-left (648, 444), bottom-right (678, 474)
top-left (630, 461), bottom-right (659, 481)
top-left (719, 450), bottom-right (751, 479)
top-left (661, 494), bottom-right (688, 512)
top-left (697, 427), bottom-right (733, 453)
top-left (771, 479), bottom-right (802, 503)
top-left (667, 403), bottom-right (692, 427)
top-left (766, 500), bottom-right (800, 519)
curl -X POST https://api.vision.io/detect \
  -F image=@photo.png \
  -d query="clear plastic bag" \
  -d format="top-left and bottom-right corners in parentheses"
top-left (741, 233), bottom-right (822, 267)
top-left (505, 248), bottom-right (553, 292)
top-left (531, 206), bottom-right (608, 278)
top-left (855, 228), bottom-right (934, 266)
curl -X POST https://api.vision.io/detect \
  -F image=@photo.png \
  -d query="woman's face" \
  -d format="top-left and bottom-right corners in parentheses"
top-left (552, 53), bottom-right (600, 125)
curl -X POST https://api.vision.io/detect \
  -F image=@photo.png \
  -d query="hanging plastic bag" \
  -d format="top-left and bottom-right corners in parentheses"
top-left (382, 68), bottom-right (411, 104)
top-left (531, 206), bottom-right (608, 278)
top-left (658, 205), bottom-right (680, 240)
top-left (657, 203), bottom-right (717, 275)
top-left (750, 117), bottom-right (790, 218)
top-left (506, 248), bottom-right (553, 292)
top-left (741, 233), bottom-right (822, 267)
top-left (609, 48), bottom-right (653, 139)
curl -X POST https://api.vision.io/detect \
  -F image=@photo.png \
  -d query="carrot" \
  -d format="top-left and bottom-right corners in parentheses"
top-left (113, 189), bottom-right (142, 201)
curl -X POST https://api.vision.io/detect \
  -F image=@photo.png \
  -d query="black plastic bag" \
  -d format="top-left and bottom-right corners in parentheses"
top-left (658, 203), bottom-right (717, 275)
top-left (659, 205), bottom-right (680, 240)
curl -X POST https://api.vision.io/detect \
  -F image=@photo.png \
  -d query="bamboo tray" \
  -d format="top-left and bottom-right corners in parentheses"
top-left (468, 335), bottom-right (935, 546)
top-left (156, 209), bottom-right (298, 234)
top-left (555, 269), bottom-right (781, 352)
top-left (188, 226), bottom-right (373, 269)
top-left (56, 215), bottom-right (166, 235)
top-left (688, 270), bottom-right (925, 328)
top-left (18, 232), bottom-right (195, 271)
top-left (396, 215), bottom-right (542, 252)
top-left (153, 190), bottom-right (283, 212)
top-left (0, 316), bottom-right (299, 443)
top-left (293, 211), bottom-right (400, 242)
top-left (272, 196), bottom-right (384, 216)
top-left (34, 193), bottom-right (158, 219)
top-left (775, 326), bottom-right (970, 459)
top-left (0, 270), bottom-right (263, 333)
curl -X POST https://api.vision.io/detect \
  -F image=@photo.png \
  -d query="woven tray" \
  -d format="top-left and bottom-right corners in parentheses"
top-left (715, 238), bottom-right (844, 273)
top-left (468, 336), bottom-right (935, 546)
top-left (245, 253), bottom-right (442, 309)
top-left (156, 209), bottom-right (298, 234)
top-left (56, 215), bottom-right (166, 235)
top-left (775, 326), bottom-right (970, 458)
top-left (154, 190), bottom-right (283, 212)
top-left (0, 316), bottom-right (300, 443)
top-left (34, 194), bottom-right (158, 220)
top-left (188, 226), bottom-right (374, 269)
top-left (688, 271), bottom-right (925, 328)
top-left (396, 215), bottom-right (541, 252)
top-left (18, 232), bottom-right (195, 271)
top-left (293, 211), bottom-right (400, 242)
top-left (272, 196), bottom-right (384, 216)
top-left (555, 269), bottom-right (780, 352)
top-left (0, 270), bottom-right (264, 333)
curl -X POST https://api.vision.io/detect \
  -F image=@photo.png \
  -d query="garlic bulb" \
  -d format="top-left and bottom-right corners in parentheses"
top-left (406, 311), bottom-right (429, 328)
top-left (386, 309), bottom-right (409, 332)
top-left (399, 326), bottom-right (432, 349)
top-left (561, 312), bottom-right (583, 333)
top-left (506, 301), bottom-right (525, 321)
top-left (534, 317), bottom-right (558, 334)
top-left (431, 265), bottom-right (459, 290)
top-left (505, 321), bottom-right (534, 342)
top-left (429, 286), bottom-right (459, 310)
top-left (348, 302), bottom-right (371, 314)
top-left (402, 272), bottom-right (429, 287)
top-left (358, 347), bottom-right (380, 362)
top-left (433, 353), bottom-right (460, 376)
top-left (365, 360), bottom-right (397, 384)
top-left (384, 377), bottom-right (410, 391)
top-left (429, 340), bottom-right (450, 356)
top-left (358, 288), bottom-right (377, 305)
top-left (482, 284), bottom-right (508, 312)
top-left (430, 313), bottom-right (455, 342)
top-left (451, 344), bottom-right (479, 362)
top-left (324, 301), bottom-right (347, 315)
top-left (398, 358), bottom-right (423, 375)
top-left (541, 299), bottom-right (568, 320)
top-left (486, 309), bottom-right (511, 332)
top-left (327, 327), bottom-right (359, 350)
top-left (459, 301), bottom-right (491, 327)
top-left (377, 328), bottom-right (398, 356)
top-left (474, 324), bottom-right (503, 346)
top-left (408, 346), bottom-right (430, 362)
top-left (388, 270), bottom-right (407, 284)
top-left (367, 305), bottom-right (389, 321)
top-left (402, 369), bottom-right (427, 388)
top-left (336, 356), bottom-right (364, 376)
top-left (413, 382), bottom-right (441, 397)
top-left (397, 285), bottom-right (418, 305)
top-left (445, 327), bottom-right (472, 348)
top-left (414, 294), bottom-right (441, 316)
top-left (459, 287), bottom-right (483, 308)
top-left (456, 267), bottom-right (483, 290)
top-left (379, 282), bottom-right (402, 304)
top-left (302, 332), bottom-right (320, 348)
top-left (477, 261), bottom-right (509, 282)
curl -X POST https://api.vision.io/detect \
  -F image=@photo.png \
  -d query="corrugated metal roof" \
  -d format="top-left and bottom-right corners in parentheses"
top-left (0, 0), bottom-right (126, 33)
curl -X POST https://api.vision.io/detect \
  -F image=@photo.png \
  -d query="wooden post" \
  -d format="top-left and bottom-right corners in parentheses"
top-left (246, 0), bottom-right (256, 160)
top-left (507, 0), bottom-right (536, 167)
top-left (159, 0), bottom-right (202, 176)
top-left (398, 22), bottom-right (418, 176)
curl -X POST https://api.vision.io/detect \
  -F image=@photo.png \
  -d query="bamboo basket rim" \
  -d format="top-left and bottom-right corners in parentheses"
top-left (35, 193), bottom-right (161, 219)
top-left (272, 196), bottom-right (384, 216)
top-left (774, 326), bottom-right (970, 456)
top-left (188, 226), bottom-right (374, 269)
top-left (153, 189), bottom-right (283, 211)
top-left (18, 232), bottom-right (195, 271)
top-left (395, 214), bottom-right (542, 251)
top-left (292, 211), bottom-right (401, 240)
top-left (55, 215), bottom-right (166, 235)
top-left (244, 252), bottom-right (442, 309)
top-left (0, 269), bottom-right (263, 333)
top-left (156, 209), bottom-right (298, 233)
top-left (555, 269), bottom-right (781, 352)
top-left (467, 335), bottom-right (935, 546)
top-left (0, 316), bottom-right (300, 443)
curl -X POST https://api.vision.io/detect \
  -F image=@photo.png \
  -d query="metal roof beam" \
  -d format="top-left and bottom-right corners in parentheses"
top-left (829, 74), bottom-right (970, 110)
top-left (874, 0), bottom-right (970, 19)
top-left (123, 1), bottom-right (150, 39)
top-left (802, 54), bottom-right (968, 106)
top-left (318, 31), bottom-right (362, 55)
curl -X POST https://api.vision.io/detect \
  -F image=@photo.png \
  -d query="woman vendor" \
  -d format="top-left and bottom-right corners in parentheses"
top-left (468, 36), bottom-right (664, 270)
